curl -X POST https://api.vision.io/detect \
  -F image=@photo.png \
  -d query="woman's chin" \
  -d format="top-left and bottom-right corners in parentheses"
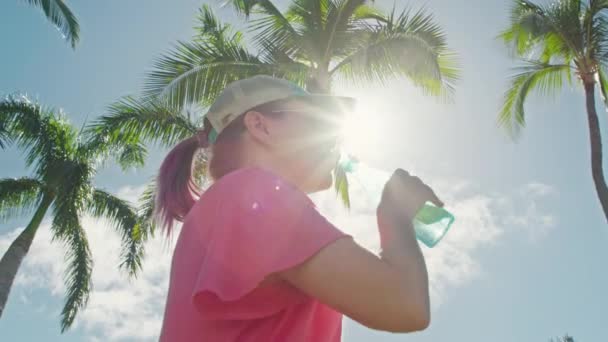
top-left (299, 154), bottom-right (338, 193)
top-left (319, 174), bottom-right (334, 190)
top-left (305, 172), bottom-right (333, 194)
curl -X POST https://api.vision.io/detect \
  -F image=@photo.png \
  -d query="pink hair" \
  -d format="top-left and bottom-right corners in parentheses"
top-left (154, 118), bottom-right (245, 236)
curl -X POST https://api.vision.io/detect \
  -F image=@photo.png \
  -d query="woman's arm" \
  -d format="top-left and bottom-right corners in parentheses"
top-left (280, 217), bottom-right (429, 333)
top-left (280, 169), bottom-right (438, 333)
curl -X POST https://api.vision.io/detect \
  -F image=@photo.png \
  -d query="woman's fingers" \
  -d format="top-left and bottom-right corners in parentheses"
top-left (427, 190), bottom-right (444, 208)
top-left (393, 169), bottom-right (444, 208)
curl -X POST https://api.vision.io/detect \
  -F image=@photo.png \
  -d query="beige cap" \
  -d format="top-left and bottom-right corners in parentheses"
top-left (205, 75), bottom-right (355, 143)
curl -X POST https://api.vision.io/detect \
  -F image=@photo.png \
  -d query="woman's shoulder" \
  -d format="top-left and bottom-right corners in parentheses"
top-left (217, 167), bottom-right (280, 184)
top-left (202, 167), bottom-right (313, 210)
top-left (210, 167), bottom-right (298, 195)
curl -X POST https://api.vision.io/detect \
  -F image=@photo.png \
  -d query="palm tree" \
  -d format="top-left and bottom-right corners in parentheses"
top-left (550, 334), bottom-right (575, 342)
top-left (499, 0), bottom-right (608, 222)
top-left (0, 95), bottom-right (149, 331)
top-left (22, 0), bottom-right (80, 48)
top-left (90, 0), bottom-right (459, 210)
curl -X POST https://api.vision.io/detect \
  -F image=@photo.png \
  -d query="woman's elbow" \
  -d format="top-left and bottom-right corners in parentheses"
top-left (387, 304), bottom-right (431, 333)
top-left (409, 308), bottom-right (431, 331)
top-left (363, 305), bottom-right (430, 333)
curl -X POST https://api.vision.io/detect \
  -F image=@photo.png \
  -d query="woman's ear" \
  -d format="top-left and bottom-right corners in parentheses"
top-left (243, 110), bottom-right (272, 144)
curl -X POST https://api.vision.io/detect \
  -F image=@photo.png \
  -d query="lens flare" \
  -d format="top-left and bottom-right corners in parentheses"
top-left (340, 102), bottom-right (380, 159)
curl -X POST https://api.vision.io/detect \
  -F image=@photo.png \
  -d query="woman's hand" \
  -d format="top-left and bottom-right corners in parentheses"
top-left (377, 168), bottom-right (444, 227)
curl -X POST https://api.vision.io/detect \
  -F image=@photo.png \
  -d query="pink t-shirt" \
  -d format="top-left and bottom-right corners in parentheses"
top-left (160, 168), bottom-right (351, 341)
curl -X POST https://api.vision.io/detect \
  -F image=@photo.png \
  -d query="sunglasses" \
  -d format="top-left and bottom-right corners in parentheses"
top-left (270, 108), bottom-right (343, 130)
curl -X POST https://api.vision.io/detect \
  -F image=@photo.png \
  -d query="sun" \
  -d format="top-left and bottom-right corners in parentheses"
top-left (340, 101), bottom-right (381, 159)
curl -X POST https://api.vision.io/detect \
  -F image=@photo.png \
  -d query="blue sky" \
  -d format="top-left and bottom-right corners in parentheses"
top-left (1, 0), bottom-right (607, 341)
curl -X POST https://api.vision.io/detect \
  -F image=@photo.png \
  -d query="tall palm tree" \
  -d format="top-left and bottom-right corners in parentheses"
top-left (550, 334), bottom-right (575, 342)
top-left (90, 0), bottom-right (459, 210)
top-left (22, 0), bottom-right (80, 48)
top-left (0, 95), bottom-right (149, 331)
top-left (499, 0), bottom-right (608, 222)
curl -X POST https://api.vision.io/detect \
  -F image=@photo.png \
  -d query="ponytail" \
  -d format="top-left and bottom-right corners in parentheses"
top-left (155, 124), bottom-right (212, 236)
top-left (155, 113), bottom-right (251, 236)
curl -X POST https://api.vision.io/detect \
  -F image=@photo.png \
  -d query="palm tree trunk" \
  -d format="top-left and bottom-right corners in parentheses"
top-left (0, 194), bottom-right (53, 318)
top-left (307, 67), bottom-right (331, 94)
top-left (584, 82), bottom-right (608, 222)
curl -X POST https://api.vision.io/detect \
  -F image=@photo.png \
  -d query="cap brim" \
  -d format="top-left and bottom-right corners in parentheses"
top-left (290, 94), bottom-right (356, 114)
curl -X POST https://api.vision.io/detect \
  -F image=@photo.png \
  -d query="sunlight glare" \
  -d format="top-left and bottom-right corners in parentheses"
top-left (340, 100), bottom-right (382, 159)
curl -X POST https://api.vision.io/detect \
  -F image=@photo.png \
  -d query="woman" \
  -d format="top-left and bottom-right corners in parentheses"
top-left (158, 76), bottom-right (443, 341)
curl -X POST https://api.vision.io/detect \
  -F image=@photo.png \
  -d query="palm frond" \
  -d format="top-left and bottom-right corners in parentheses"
top-left (57, 215), bottom-right (92, 332)
top-left (25, 0), bottom-right (80, 48)
top-left (50, 195), bottom-right (91, 331)
top-left (500, 0), bottom-right (556, 56)
top-left (334, 164), bottom-right (351, 208)
top-left (225, 0), bottom-right (320, 62)
top-left (323, 0), bottom-right (367, 61)
top-left (32, 117), bottom-right (79, 181)
top-left (597, 65), bottom-right (608, 106)
top-left (248, 2), bottom-right (302, 59)
top-left (283, 0), bottom-right (331, 62)
top-left (591, 0), bottom-right (608, 13)
top-left (549, 334), bottom-right (576, 342)
top-left (221, 0), bottom-right (281, 18)
top-left (50, 160), bottom-right (93, 238)
top-left (0, 118), bottom-right (9, 149)
top-left (587, 5), bottom-right (608, 61)
top-left (590, 0), bottom-right (608, 32)
top-left (79, 128), bottom-right (149, 171)
top-left (126, 178), bottom-right (166, 245)
top-left (256, 38), bottom-right (311, 86)
top-left (315, 2), bottom-right (378, 60)
top-left (144, 4), bottom-right (282, 107)
top-left (135, 179), bottom-right (159, 242)
top-left (539, 31), bottom-right (574, 63)
top-left (547, 0), bottom-right (585, 53)
top-left (351, 4), bottom-right (387, 23)
top-left (500, 0), bottom-right (586, 60)
top-left (195, 4), bottom-right (233, 44)
top-left (48, 162), bottom-right (93, 331)
top-left (0, 177), bottom-right (45, 223)
top-left (393, 6), bottom-right (450, 50)
top-left (87, 97), bottom-right (198, 154)
top-left (499, 61), bottom-right (572, 137)
top-left (145, 35), bottom-right (313, 108)
top-left (0, 95), bottom-right (46, 148)
top-left (331, 6), bottom-right (459, 97)
top-left (287, 0), bottom-right (328, 31)
top-left (313, 5), bottom-right (385, 60)
top-left (0, 96), bottom-right (79, 179)
top-left (88, 189), bottom-right (144, 277)
top-left (114, 140), bottom-right (148, 170)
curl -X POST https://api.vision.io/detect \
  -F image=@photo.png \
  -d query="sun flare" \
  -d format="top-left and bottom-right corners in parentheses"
top-left (340, 101), bottom-right (381, 159)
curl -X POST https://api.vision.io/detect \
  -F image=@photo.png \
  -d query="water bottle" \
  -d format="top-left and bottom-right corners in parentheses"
top-left (338, 154), bottom-right (455, 248)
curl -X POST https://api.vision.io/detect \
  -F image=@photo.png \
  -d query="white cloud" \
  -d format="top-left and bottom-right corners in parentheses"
top-left (521, 182), bottom-right (557, 197)
top-left (76, 219), bottom-right (174, 341)
top-left (0, 179), bottom-right (557, 340)
top-left (502, 182), bottom-right (558, 242)
top-left (422, 194), bottom-right (503, 306)
top-left (115, 184), bottom-right (148, 205)
top-left (0, 185), bottom-right (174, 341)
